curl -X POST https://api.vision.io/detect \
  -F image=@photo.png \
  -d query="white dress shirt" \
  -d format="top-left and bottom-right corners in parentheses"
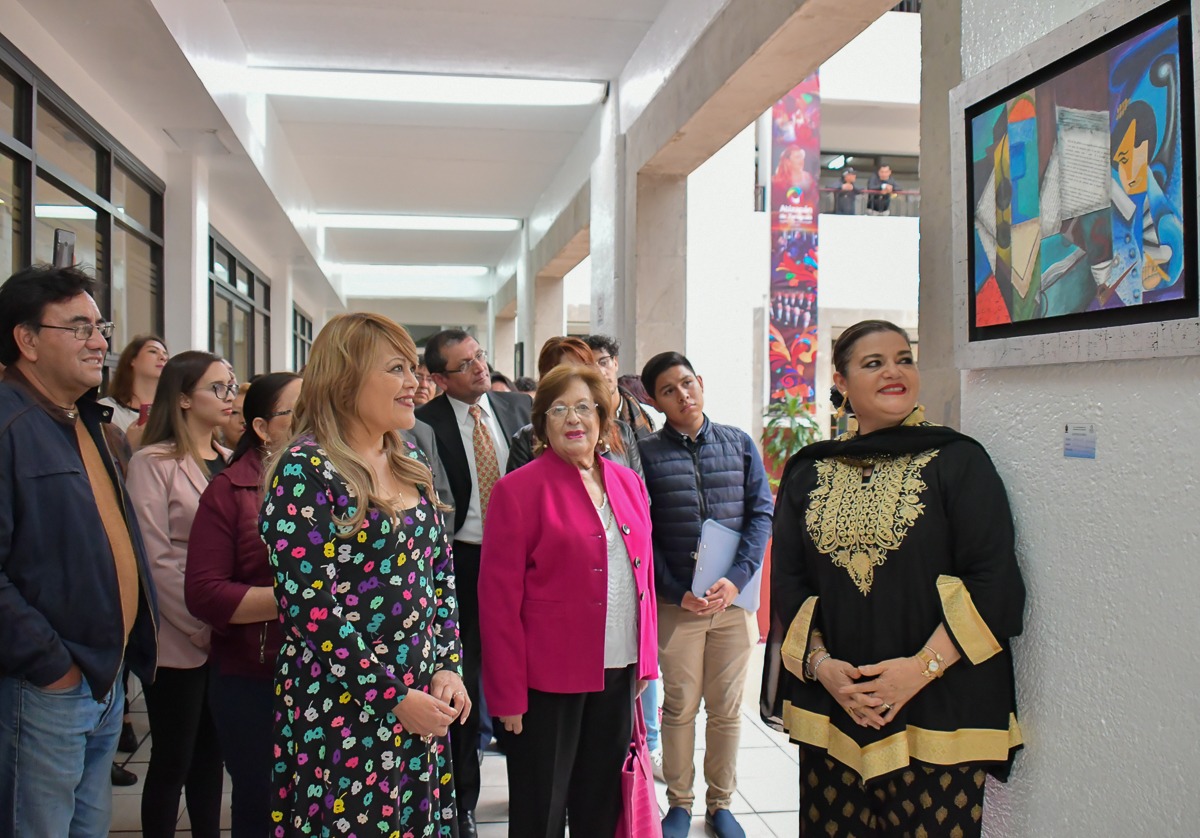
top-left (448, 392), bottom-right (511, 544)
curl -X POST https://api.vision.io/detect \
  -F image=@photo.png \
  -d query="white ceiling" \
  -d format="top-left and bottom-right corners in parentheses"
top-left (221, 0), bottom-right (671, 296)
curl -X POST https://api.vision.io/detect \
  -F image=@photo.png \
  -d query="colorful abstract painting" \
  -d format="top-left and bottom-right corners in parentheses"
top-left (969, 16), bottom-right (1189, 333)
top-left (770, 73), bottom-right (820, 403)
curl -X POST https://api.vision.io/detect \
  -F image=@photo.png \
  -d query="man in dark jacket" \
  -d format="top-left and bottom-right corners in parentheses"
top-left (638, 352), bottom-right (773, 838)
top-left (0, 265), bottom-right (159, 838)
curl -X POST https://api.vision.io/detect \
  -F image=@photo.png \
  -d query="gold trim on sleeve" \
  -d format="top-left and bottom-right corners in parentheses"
top-left (937, 575), bottom-right (1003, 664)
top-left (781, 596), bottom-right (819, 681)
top-left (781, 702), bottom-right (1022, 782)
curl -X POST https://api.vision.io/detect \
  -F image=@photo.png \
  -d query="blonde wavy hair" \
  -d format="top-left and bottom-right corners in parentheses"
top-left (267, 312), bottom-right (440, 533)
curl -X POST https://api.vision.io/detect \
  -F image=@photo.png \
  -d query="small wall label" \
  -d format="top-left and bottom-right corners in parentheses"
top-left (1064, 423), bottom-right (1097, 460)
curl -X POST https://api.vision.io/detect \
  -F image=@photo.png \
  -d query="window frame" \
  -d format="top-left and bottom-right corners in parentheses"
top-left (208, 229), bottom-right (271, 379)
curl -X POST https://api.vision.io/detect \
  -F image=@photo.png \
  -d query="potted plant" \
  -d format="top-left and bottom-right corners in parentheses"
top-left (761, 394), bottom-right (822, 490)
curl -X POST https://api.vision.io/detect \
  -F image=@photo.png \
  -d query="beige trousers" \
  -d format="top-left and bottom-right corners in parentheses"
top-left (657, 603), bottom-right (756, 812)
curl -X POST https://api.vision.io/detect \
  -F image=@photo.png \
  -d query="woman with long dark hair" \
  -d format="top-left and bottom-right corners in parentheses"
top-left (185, 371), bottom-right (301, 837)
top-left (127, 350), bottom-right (236, 838)
top-left (100, 334), bottom-right (168, 432)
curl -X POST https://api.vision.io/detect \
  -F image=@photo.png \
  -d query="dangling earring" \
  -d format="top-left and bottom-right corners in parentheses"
top-left (835, 393), bottom-right (848, 419)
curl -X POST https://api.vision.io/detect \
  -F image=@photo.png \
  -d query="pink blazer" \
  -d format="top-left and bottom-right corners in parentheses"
top-left (480, 450), bottom-right (658, 717)
top-left (126, 442), bottom-right (229, 669)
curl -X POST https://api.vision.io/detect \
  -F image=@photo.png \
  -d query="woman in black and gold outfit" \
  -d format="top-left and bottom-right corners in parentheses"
top-left (762, 320), bottom-right (1025, 837)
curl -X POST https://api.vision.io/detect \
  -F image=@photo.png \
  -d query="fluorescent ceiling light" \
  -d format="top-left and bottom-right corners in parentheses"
top-left (330, 264), bottom-right (491, 279)
top-left (826, 155), bottom-right (846, 170)
top-left (246, 67), bottom-right (607, 107)
top-left (319, 213), bottom-right (521, 233)
top-left (36, 205), bottom-right (98, 220)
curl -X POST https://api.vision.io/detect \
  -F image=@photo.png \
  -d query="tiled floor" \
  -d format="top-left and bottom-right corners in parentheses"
top-left (110, 648), bottom-right (799, 836)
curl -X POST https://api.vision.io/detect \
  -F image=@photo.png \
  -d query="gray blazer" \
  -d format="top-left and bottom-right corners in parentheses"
top-left (400, 418), bottom-right (456, 539)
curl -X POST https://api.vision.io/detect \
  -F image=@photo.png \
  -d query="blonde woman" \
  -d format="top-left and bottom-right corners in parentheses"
top-left (261, 312), bottom-right (468, 837)
top-left (126, 350), bottom-right (237, 838)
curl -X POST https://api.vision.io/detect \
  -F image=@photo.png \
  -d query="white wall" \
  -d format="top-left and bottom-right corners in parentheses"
top-left (685, 125), bottom-right (769, 434)
top-left (954, 1), bottom-right (1200, 834)
top-left (818, 215), bottom-right (919, 312)
top-left (821, 11), bottom-right (921, 105)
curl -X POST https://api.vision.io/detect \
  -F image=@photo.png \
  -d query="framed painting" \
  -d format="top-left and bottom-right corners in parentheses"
top-left (951, 0), bottom-right (1200, 367)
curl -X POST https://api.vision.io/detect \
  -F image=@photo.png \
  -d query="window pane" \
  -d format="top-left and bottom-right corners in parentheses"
top-left (212, 287), bottom-right (232, 359)
top-left (213, 244), bottom-right (233, 285)
top-left (110, 226), bottom-right (160, 349)
top-left (36, 104), bottom-right (97, 190)
top-left (232, 304), bottom-right (250, 381)
top-left (255, 312), bottom-right (269, 374)
top-left (236, 263), bottom-right (252, 296)
top-left (0, 153), bottom-right (22, 277)
top-left (112, 167), bottom-right (154, 230)
top-left (34, 179), bottom-right (104, 308)
top-left (257, 278), bottom-right (270, 308)
top-left (0, 73), bottom-right (15, 139)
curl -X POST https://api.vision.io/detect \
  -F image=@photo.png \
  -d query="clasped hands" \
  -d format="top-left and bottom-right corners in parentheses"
top-left (391, 670), bottom-right (472, 739)
top-left (681, 577), bottom-right (739, 616)
top-left (815, 655), bottom-right (928, 730)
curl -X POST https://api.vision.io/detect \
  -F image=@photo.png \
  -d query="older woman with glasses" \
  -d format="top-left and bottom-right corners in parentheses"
top-left (126, 351), bottom-right (237, 838)
top-left (480, 365), bottom-right (658, 838)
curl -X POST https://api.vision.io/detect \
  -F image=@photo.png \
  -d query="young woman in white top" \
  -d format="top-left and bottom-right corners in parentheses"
top-left (100, 334), bottom-right (168, 435)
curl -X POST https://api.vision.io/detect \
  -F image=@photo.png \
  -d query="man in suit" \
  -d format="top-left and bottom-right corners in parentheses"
top-left (416, 330), bottom-right (531, 838)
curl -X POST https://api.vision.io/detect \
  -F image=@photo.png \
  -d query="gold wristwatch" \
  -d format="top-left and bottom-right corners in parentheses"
top-left (915, 645), bottom-right (945, 679)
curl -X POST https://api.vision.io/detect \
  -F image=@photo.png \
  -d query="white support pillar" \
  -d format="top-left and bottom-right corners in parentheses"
top-left (162, 152), bottom-right (210, 352)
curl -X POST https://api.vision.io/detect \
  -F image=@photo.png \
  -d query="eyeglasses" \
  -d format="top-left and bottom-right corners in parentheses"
top-left (594, 355), bottom-right (617, 369)
top-left (200, 381), bottom-right (240, 400)
top-left (415, 374), bottom-right (433, 385)
top-left (448, 349), bottom-right (488, 375)
top-left (545, 402), bottom-right (597, 422)
top-left (37, 321), bottom-right (115, 340)
top-left (267, 409), bottom-right (293, 419)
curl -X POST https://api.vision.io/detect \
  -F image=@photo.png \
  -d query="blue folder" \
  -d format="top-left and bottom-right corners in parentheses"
top-left (691, 518), bottom-right (763, 612)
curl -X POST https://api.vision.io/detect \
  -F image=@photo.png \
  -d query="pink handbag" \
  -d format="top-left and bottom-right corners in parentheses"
top-left (615, 698), bottom-right (663, 838)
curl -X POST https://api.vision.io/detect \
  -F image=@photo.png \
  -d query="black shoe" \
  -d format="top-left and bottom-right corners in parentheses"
top-left (118, 721), bottom-right (138, 753)
top-left (110, 763), bottom-right (138, 787)
top-left (458, 810), bottom-right (477, 838)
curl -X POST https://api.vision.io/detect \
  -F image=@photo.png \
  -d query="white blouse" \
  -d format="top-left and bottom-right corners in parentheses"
top-left (597, 494), bottom-right (639, 669)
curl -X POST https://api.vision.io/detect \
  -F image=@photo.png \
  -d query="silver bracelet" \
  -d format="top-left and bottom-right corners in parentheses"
top-left (811, 653), bottom-right (833, 677)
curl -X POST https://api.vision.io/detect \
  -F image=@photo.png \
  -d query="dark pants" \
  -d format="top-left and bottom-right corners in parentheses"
top-left (141, 664), bottom-right (224, 838)
top-left (797, 745), bottom-right (987, 837)
top-left (450, 541), bottom-right (482, 818)
top-left (208, 670), bottom-right (273, 838)
top-left (505, 666), bottom-right (635, 838)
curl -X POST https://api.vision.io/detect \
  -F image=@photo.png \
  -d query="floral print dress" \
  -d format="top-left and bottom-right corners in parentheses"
top-left (262, 438), bottom-right (461, 838)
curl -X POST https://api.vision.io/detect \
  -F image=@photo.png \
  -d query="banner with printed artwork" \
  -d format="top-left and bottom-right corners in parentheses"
top-left (769, 73), bottom-right (820, 404)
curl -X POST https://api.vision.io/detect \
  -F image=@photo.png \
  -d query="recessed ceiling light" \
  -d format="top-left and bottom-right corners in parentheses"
top-left (35, 205), bottom-right (97, 220)
top-left (246, 67), bottom-right (608, 107)
top-left (329, 264), bottom-right (492, 279)
top-left (318, 214), bottom-right (521, 233)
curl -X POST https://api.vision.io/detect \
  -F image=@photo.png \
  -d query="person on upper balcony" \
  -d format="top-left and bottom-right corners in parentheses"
top-left (866, 164), bottom-right (899, 216)
top-left (834, 167), bottom-right (861, 215)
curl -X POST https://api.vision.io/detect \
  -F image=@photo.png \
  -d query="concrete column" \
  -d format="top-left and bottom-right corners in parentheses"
top-left (531, 274), bottom-right (565, 362)
top-left (162, 152), bottom-right (210, 352)
top-left (916, 0), bottom-right (962, 426)
top-left (492, 310), bottom-right (517, 378)
top-left (273, 268), bottom-right (295, 371)
top-left (631, 173), bottom-right (687, 370)
top-left (513, 229), bottom-right (534, 371)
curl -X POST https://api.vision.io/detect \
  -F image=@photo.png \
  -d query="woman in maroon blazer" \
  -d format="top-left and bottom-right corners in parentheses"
top-left (480, 364), bottom-right (658, 838)
top-left (184, 371), bottom-right (301, 838)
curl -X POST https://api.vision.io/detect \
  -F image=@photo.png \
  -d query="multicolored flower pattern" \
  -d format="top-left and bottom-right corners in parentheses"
top-left (261, 438), bottom-right (461, 837)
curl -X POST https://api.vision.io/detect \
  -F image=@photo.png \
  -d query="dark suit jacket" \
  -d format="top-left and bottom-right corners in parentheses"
top-left (399, 418), bottom-right (456, 539)
top-left (415, 392), bottom-right (532, 536)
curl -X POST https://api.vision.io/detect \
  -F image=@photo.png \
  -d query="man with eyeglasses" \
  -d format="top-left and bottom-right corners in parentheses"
top-left (637, 351), bottom-right (773, 838)
top-left (0, 265), bottom-right (159, 837)
top-left (415, 329), bottom-right (531, 838)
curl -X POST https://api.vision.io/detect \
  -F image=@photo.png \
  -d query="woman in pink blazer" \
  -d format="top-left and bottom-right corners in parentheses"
top-left (480, 365), bottom-right (658, 838)
top-left (126, 351), bottom-right (235, 838)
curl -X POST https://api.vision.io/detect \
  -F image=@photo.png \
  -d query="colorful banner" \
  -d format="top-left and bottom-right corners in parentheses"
top-left (768, 73), bottom-right (820, 404)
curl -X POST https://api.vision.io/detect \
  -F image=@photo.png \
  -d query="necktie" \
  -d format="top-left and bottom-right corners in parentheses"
top-left (469, 404), bottom-right (500, 520)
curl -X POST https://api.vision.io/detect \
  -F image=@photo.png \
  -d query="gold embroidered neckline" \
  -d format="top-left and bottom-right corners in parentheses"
top-left (805, 449), bottom-right (938, 595)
